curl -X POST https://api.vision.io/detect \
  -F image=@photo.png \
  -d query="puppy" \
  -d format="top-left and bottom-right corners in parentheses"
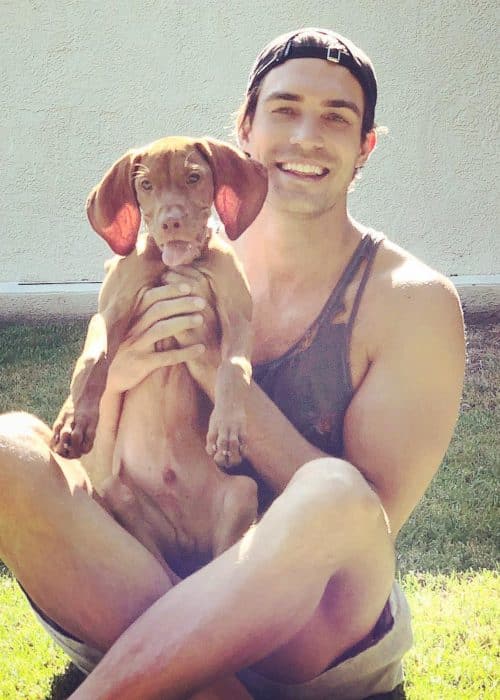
top-left (50, 137), bottom-right (267, 571)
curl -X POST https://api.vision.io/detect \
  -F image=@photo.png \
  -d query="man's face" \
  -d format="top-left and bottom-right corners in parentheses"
top-left (240, 58), bottom-right (375, 217)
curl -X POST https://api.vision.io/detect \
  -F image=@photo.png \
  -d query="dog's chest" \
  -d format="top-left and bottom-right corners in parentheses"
top-left (113, 363), bottom-right (217, 509)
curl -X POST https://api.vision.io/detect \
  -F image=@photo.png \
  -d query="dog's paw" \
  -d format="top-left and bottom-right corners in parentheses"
top-left (51, 402), bottom-right (97, 459)
top-left (206, 408), bottom-right (246, 468)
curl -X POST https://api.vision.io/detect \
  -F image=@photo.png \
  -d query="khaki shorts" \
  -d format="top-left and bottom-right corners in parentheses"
top-left (237, 582), bottom-right (412, 699)
top-left (27, 581), bottom-right (412, 699)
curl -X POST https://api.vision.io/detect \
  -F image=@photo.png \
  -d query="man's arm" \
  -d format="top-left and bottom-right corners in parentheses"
top-left (343, 276), bottom-right (465, 534)
top-left (192, 274), bottom-right (465, 533)
top-left (189, 356), bottom-right (327, 490)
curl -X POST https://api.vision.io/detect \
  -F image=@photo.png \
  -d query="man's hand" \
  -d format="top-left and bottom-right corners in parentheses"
top-left (106, 281), bottom-right (209, 395)
top-left (161, 267), bottom-right (222, 399)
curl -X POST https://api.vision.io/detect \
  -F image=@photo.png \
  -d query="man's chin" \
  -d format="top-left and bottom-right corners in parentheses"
top-left (269, 190), bottom-right (337, 218)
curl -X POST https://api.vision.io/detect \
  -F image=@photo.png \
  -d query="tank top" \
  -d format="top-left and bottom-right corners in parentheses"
top-left (248, 230), bottom-right (394, 663)
top-left (239, 230), bottom-right (383, 510)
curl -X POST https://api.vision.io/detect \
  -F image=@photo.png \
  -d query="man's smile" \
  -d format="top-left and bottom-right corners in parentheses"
top-left (276, 161), bottom-right (330, 179)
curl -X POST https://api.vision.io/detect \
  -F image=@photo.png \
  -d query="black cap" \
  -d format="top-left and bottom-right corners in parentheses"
top-left (246, 28), bottom-right (377, 133)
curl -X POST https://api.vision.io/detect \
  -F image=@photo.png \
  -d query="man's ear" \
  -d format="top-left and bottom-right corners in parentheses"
top-left (238, 116), bottom-right (252, 154)
top-left (355, 129), bottom-right (377, 169)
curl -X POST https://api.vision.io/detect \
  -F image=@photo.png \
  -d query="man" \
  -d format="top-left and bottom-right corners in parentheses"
top-left (0, 28), bottom-right (464, 699)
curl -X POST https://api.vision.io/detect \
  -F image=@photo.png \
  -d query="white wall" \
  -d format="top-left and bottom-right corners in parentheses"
top-left (1, 0), bottom-right (498, 314)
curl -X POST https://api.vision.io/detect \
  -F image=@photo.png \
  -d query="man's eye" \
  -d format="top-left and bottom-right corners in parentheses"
top-left (186, 172), bottom-right (201, 184)
top-left (325, 113), bottom-right (348, 124)
top-left (273, 107), bottom-right (295, 116)
top-left (141, 179), bottom-right (153, 191)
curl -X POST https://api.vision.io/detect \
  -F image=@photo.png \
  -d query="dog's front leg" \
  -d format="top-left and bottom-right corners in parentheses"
top-left (51, 309), bottom-right (131, 458)
top-left (51, 255), bottom-right (153, 458)
top-left (206, 307), bottom-right (253, 468)
top-left (197, 245), bottom-right (253, 468)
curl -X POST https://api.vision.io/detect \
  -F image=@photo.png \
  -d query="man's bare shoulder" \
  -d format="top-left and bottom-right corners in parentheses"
top-left (374, 236), bottom-right (461, 320)
top-left (357, 234), bottom-right (464, 359)
top-left (345, 234), bottom-right (465, 531)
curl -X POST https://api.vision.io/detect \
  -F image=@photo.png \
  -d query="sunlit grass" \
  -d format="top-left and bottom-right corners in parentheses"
top-left (403, 571), bottom-right (499, 699)
top-left (0, 576), bottom-right (77, 699)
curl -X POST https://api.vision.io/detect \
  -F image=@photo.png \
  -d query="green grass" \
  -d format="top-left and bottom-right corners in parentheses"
top-left (0, 577), bottom-right (82, 700)
top-left (0, 317), bottom-right (498, 699)
top-left (402, 571), bottom-right (498, 699)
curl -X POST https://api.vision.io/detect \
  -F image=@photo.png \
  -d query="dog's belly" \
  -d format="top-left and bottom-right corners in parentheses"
top-left (113, 365), bottom-right (228, 565)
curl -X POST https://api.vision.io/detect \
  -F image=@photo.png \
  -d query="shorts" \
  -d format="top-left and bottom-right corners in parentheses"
top-left (237, 582), bottom-right (413, 699)
top-left (25, 581), bottom-right (412, 699)
top-left (24, 593), bottom-right (103, 675)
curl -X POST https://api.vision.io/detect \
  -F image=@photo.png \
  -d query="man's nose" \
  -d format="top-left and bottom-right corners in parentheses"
top-left (160, 206), bottom-right (187, 231)
top-left (289, 117), bottom-right (324, 150)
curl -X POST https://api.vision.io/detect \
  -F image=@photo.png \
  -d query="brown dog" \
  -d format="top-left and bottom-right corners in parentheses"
top-left (51, 136), bottom-right (267, 573)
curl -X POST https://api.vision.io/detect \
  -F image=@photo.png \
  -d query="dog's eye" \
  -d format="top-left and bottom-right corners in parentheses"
top-left (141, 180), bottom-right (153, 191)
top-left (186, 172), bottom-right (201, 184)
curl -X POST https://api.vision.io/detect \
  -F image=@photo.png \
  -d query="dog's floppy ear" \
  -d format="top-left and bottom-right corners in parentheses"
top-left (196, 139), bottom-right (268, 240)
top-left (86, 150), bottom-right (141, 255)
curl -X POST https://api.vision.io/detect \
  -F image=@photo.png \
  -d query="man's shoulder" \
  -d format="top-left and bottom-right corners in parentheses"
top-left (375, 235), bottom-right (460, 309)
top-left (363, 234), bottom-right (463, 349)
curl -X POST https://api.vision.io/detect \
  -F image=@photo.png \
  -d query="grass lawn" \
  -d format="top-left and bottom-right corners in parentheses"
top-left (0, 316), bottom-right (498, 699)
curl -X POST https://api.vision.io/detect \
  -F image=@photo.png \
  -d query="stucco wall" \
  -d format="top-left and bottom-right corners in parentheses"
top-left (1, 1), bottom-right (498, 311)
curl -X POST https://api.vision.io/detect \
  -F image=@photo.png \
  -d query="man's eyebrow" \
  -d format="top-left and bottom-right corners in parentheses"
top-left (264, 91), bottom-right (361, 117)
top-left (264, 91), bottom-right (302, 103)
top-left (323, 99), bottom-right (361, 117)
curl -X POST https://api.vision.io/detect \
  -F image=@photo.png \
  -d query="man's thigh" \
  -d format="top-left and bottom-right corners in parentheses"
top-left (0, 411), bottom-right (173, 652)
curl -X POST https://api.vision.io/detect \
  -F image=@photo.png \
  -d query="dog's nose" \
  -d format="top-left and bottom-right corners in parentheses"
top-left (163, 218), bottom-right (181, 231)
top-left (161, 207), bottom-right (187, 231)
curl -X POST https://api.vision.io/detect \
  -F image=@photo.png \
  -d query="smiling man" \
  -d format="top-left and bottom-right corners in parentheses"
top-left (0, 28), bottom-right (465, 700)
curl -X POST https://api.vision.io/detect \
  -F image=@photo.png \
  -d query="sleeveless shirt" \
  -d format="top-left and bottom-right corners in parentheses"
top-left (249, 230), bottom-right (395, 665)
top-left (239, 230), bottom-right (383, 510)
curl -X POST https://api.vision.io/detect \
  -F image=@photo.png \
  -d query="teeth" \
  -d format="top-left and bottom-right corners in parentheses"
top-left (280, 163), bottom-right (327, 175)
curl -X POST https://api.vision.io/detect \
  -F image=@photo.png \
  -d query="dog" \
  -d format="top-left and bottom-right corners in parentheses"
top-left (51, 136), bottom-right (267, 574)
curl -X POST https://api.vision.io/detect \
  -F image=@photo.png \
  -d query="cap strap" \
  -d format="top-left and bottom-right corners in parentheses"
top-left (249, 42), bottom-right (361, 92)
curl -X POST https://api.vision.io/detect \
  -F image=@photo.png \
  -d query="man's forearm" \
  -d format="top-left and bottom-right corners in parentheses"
top-left (243, 381), bottom-right (326, 491)
top-left (189, 359), bottom-right (325, 492)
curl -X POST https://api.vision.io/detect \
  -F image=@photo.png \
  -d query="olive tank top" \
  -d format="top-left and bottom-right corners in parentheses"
top-left (241, 230), bottom-right (383, 509)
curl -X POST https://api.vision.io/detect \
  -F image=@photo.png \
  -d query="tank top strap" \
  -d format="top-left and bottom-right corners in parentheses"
top-left (319, 230), bottom-right (378, 323)
top-left (346, 230), bottom-right (384, 332)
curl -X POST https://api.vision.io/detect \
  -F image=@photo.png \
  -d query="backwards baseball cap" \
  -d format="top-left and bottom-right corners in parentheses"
top-left (246, 28), bottom-right (377, 133)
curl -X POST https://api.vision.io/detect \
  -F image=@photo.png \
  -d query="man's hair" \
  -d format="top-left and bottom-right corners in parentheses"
top-left (236, 28), bottom-right (378, 141)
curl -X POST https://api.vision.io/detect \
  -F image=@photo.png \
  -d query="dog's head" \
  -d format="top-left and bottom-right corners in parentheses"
top-left (86, 136), bottom-right (268, 266)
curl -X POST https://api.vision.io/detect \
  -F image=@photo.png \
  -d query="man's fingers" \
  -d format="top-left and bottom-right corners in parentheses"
top-left (137, 313), bottom-right (204, 350)
top-left (162, 267), bottom-right (211, 297)
top-left (130, 297), bottom-right (206, 339)
top-left (135, 282), bottom-right (192, 316)
top-left (150, 343), bottom-right (206, 369)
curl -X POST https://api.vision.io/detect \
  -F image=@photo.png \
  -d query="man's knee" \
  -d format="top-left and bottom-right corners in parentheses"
top-left (276, 457), bottom-right (389, 564)
top-left (288, 457), bottom-right (382, 519)
top-left (0, 411), bottom-right (91, 512)
top-left (0, 411), bottom-right (51, 454)
top-left (0, 411), bottom-right (49, 478)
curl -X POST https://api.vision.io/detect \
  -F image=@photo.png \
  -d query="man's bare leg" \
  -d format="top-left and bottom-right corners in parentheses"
top-left (70, 457), bottom-right (395, 700)
top-left (0, 412), bottom-right (251, 699)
